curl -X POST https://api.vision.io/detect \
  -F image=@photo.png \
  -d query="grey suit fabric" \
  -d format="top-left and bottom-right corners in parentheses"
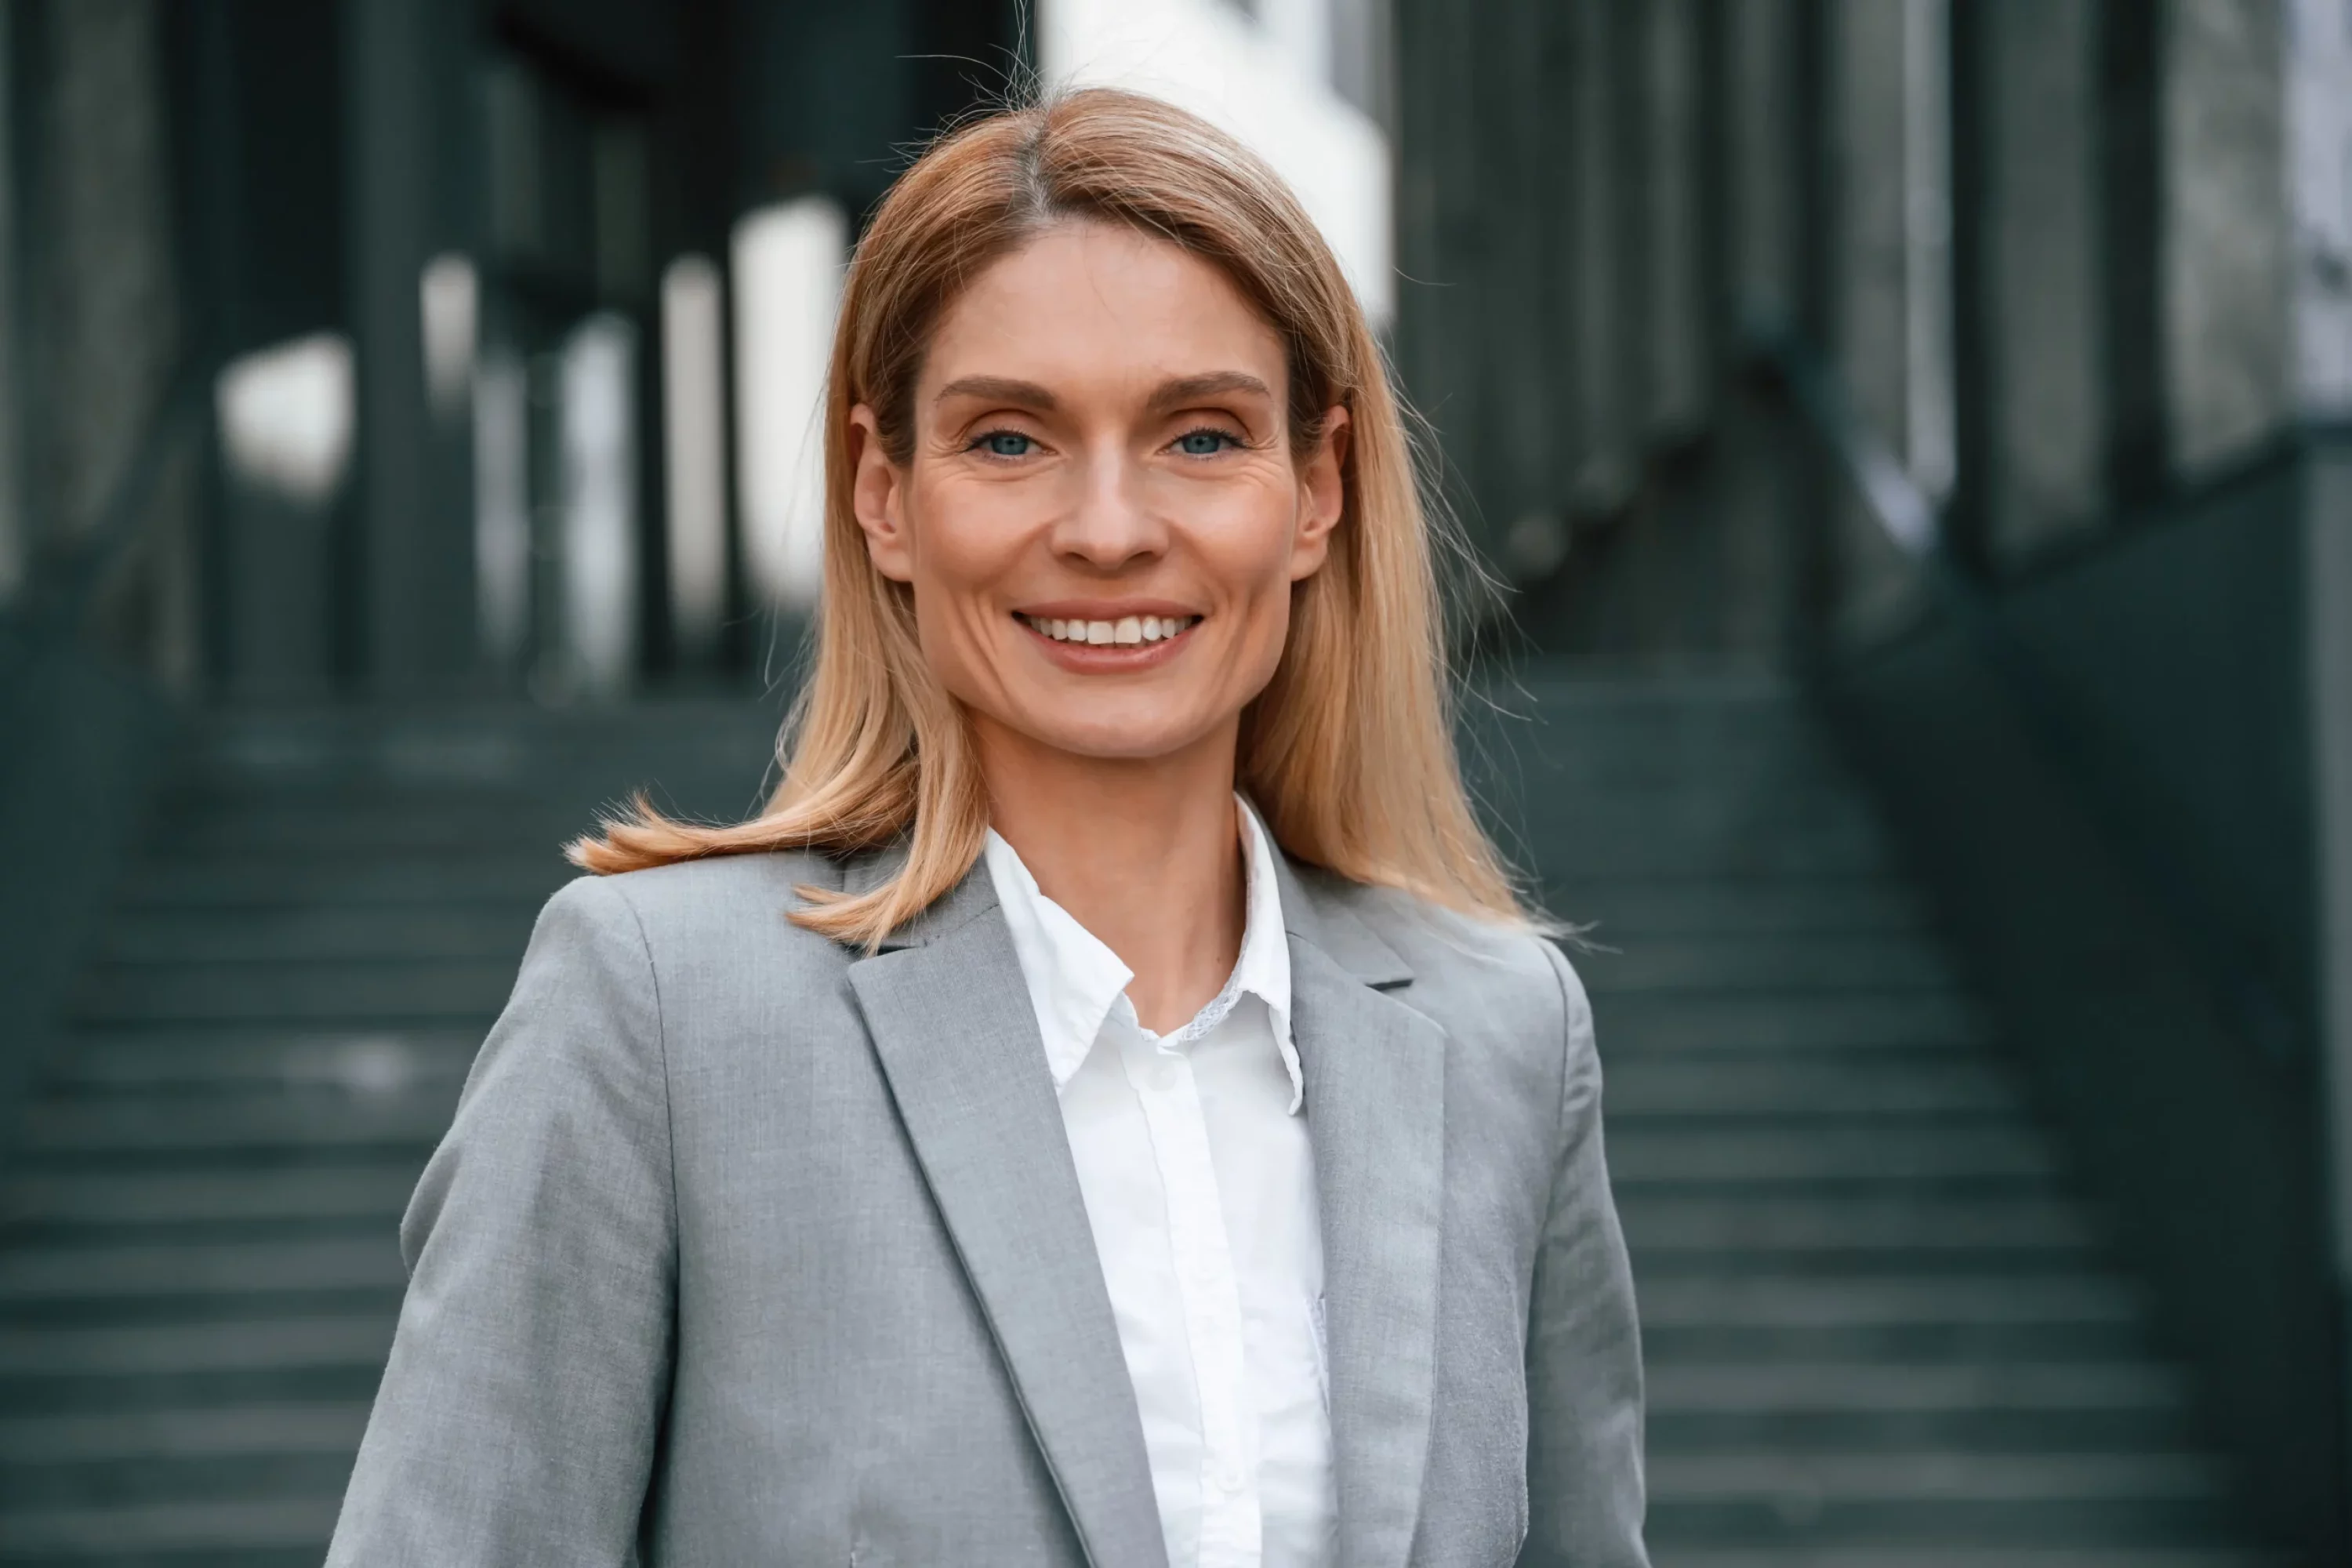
top-left (325, 840), bottom-right (1648, 1568)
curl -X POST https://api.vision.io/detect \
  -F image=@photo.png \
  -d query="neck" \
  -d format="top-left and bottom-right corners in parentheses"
top-left (977, 715), bottom-right (1247, 1034)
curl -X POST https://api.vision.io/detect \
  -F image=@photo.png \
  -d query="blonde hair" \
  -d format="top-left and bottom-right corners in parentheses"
top-left (572, 87), bottom-right (1529, 946)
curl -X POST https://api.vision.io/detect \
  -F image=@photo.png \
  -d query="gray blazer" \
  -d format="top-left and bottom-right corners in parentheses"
top-left (326, 842), bottom-right (1647, 1567)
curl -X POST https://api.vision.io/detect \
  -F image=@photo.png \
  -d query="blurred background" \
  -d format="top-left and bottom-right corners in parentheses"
top-left (0, 0), bottom-right (2348, 1562)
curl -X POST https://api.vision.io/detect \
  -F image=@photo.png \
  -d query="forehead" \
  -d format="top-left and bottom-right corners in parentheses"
top-left (920, 220), bottom-right (1287, 400)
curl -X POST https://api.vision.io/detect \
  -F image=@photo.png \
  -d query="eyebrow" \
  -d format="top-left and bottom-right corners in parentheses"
top-left (932, 376), bottom-right (1058, 411)
top-left (928, 370), bottom-right (1276, 416)
top-left (1145, 372), bottom-right (1274, 416)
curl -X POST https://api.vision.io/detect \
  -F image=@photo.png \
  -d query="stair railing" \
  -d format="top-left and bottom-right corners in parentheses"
top-left (1751, 322), bottom-right (2303, 1066)
top-left (3, 351), bottom-right (207, 661)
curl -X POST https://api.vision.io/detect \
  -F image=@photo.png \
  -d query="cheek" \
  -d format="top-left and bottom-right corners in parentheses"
top-left (903, 478), bottom-right (1025, 644)
top-left (1195, 497), bottom-right (1303, 688)
top-left (1194, 483), bottom-right (1306, 610)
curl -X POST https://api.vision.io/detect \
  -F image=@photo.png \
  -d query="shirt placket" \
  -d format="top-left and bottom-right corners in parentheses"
top-left (1119, 1014), bottom-right (1261, 1568)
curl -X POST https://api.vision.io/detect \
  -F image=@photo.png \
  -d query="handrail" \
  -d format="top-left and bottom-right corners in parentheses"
top-left (1754, 323), bottom-right (1940, 559)
top-left (14, 352), bottom-right (205, 638)
top-left (1751, 325), bottom-right (2303, 1065)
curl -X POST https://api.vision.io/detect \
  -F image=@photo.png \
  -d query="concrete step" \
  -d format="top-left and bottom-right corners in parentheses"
top-left (1646, 1450), bottom-right (2243, 1548)
top-left (122, 858), bottom-right (567, 909)
top-left (1578, 933), bottom-right (1955, 994)
top-left (70, 963), bottom-right (514, 1026)
top-left (164, 805), bottom-right (617, 856)
top-left (0, 1237), bottom-right (405, 1306)
top-left (0, 1315), bottom-right (396, 1417)
top-left (1620, 1196), bottom-right (2096, 1257)
top-left (0, 1401), bottom-right (369, 1525)
top-left (102, 907), bottom-right (540, 964)
top-left (1656, 1363), bottom-right (2183, 1420)
top-left (1604, 1056), bottom-right (2021, 1118)
top-left (1635, 1276), bottom-right (2150, 1367)
top-left (8, 1087), bottom-right (458, 1160)
top-left (34, 1028), bottom-right (477, 1093)
top-left (1639, 1275), bottom-right (2143, 1327)
top-left (1650, 1551), bottom-right (2289, 1568)
top-left (1646, 1360), bottom-right (2192, 1451)
top-left (2, 1166), bottom-right (420, 1230)
top-left (1463, 681), bottom-right (1841, 792)
top-left (1540, 880), bottom-right (1933, 938)
top-left (0, 1399), bottom-right (370, 1467)
top-left (0, 1495), bottom-right (342, 1563)
top-left (1645, 1321), bottom-right (2152, 1367)
top-left (1607, 1126), bottom-right (2056, 1192)
top-left (0, 1316), bottom-right (393, 1378)
top-left (1594, 991), bottom-right (1990, 1056)
top-left (1515, 811), bottom-right (1893, 880)
top-left (160, 771), bottom-right (759, 829)
top-left (185, 709), bottom-right (779, 778)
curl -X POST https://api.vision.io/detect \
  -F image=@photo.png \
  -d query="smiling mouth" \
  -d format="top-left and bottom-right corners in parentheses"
top-left (1014, 612), bottom-right (1200, 647)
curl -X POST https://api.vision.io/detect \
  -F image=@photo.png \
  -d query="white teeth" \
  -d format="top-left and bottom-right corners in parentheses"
top-left (1021, 613), bottom-right (1196, 644)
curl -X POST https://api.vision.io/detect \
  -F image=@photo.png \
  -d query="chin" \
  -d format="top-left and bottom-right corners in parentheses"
top-left (1010, 708), bottom-right (1218, 764)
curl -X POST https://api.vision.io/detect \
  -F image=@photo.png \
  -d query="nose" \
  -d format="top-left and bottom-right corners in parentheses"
top-left (1049, 445), bottom-right (1168, 571)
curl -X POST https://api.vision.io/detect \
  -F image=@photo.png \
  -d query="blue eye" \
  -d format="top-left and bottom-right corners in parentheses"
top-left (978, 430), bottom-right (1033, 457)
top-left (1176, 429), bottom-right (1235, 456)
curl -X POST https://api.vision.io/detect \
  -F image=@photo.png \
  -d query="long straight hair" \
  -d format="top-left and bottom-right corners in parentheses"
top-left (572, 87), bottom-right (1530, 946)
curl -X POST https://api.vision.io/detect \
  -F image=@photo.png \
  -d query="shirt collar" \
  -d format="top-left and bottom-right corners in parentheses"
top-left (982, 793), bottom-right (1301, 1113)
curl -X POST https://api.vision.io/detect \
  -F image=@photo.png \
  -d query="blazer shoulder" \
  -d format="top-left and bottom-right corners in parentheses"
top-left (1330, 875), bottom-right (1565, 993)
top-left (562, 847), bottom-right (857, 969)
top-left (1305, 872), bottom-right (1575, 1040)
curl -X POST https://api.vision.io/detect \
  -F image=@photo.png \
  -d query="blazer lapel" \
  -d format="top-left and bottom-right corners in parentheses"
top-left (844, 856), bottom-right (1168, 1568)
top-left (1277, 856), bottom-right (1449, 1568)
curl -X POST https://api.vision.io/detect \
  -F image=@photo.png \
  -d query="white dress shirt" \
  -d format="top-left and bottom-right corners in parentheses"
top-left (982, 797), bottom-right (1337, 1568)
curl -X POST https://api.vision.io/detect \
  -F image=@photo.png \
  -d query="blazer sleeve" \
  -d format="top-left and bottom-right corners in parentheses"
top-left (1519, 941), bottom-right (1650, 1568)
top-left (327, 875), bottom-right (677, 1567)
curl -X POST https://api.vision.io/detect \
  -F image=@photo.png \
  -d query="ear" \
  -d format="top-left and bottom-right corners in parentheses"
top-left (1288, 405), bottom-right (1351, 582)
top-left (848, 404), bottom-right (915, 583)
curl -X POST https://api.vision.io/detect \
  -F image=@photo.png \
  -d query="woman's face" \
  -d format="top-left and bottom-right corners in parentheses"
top-left (849, 220), bottom-right (1347, 767)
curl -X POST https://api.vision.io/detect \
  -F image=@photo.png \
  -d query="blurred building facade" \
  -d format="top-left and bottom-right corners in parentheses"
top-left (1392, 0), bottom-right (2352, 1555)
top-left (2, 0), bottom-right (2351, 1561)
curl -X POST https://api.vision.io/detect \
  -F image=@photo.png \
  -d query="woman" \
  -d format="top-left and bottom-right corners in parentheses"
top-left (328, 88), bottom-right (1646, 1568)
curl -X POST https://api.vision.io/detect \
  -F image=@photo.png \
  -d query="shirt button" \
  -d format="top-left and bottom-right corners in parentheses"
top-left (1214, 1456), bottom-right (1247, 1493)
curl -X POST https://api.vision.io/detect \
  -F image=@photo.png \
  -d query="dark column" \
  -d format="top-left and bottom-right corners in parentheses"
top-left (1693, 0), bottom-right (1733, 379)
top-left (1715, 0), bottom-right (1803, 656)
top-left (1566, 0), bottom-right (1629, 515)
top-left (1642, 0), bottom-right (1705, 443)
top-left (345, 0), bottom-right (474, 693)
top-left (1484, 0), bottom-right (1573, 557)
top-left (2096, 0), bottom-right (2167, 508)
top-left (1981, 0), bottom-right (2105, 569)
top-left (0, 0), bottom-right (24, 607)
top-left (1786, 0), bottom-right (1836, 644)
top-left (1605, 0), bottom-right (1650, 482)
top-left (1391, 0), bottom-right (1489, 542)
top-left (2317, 448), bottom-right (2352, 1555)
top-left (1942, 0), bottom-right (1993, 575)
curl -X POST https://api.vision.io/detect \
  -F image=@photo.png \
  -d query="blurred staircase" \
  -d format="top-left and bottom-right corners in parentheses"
top-left (0, 700), bottom-right (782, 1567)
top-left (1473, 670), bottom-right (2281, 1567)
top-left (0, 673), bottom-right (2283, 1564)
